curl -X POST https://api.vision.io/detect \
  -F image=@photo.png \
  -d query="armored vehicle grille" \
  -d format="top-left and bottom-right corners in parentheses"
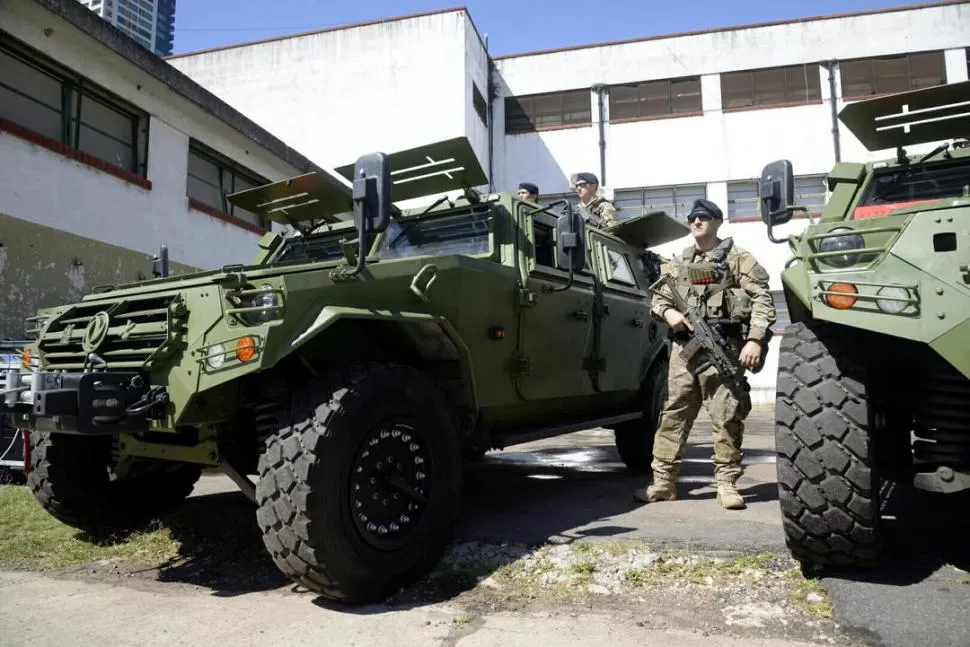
top-left (913, 353), bottom-right (970, 469)
top-left (38, 294), bottom-right (185, 370)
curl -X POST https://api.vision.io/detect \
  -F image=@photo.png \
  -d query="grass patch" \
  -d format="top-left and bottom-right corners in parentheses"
top-left (788, 575), bottom-right (834, 620)
top-left (0, 485), bottom-right (179, 571)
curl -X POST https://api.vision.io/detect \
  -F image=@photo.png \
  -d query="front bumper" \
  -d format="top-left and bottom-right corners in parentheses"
top-left (2, 370), bottom-right (164, 435)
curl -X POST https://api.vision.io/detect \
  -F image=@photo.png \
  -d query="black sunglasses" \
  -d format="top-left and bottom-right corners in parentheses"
top-left (686, 213), bottom-right (714, 223)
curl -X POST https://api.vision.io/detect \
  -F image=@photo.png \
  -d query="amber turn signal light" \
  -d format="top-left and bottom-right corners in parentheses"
top-left (825, 283), bottom-right (858, 310)
top-left (21, 348), bottom-right (32, 369)
top-left (236, 336), bottom-right (258, 362)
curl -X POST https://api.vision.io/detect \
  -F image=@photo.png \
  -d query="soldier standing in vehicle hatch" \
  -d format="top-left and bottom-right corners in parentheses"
top-left (572, 172), bottom-right (619, 229)
top-left (633, 198), bottom-right (776, 510)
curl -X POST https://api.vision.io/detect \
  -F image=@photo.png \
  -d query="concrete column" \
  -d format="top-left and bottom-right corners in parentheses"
top-left (944, 48), bottom-right (969, 82)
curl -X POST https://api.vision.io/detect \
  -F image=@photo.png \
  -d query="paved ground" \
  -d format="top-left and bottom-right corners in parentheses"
top-left (3, 406), bottom-right (969, 646)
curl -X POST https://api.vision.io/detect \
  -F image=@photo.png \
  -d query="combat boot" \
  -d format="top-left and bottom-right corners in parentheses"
top-left (716, 481), bottom-right (746, 510)
top-left (632, 479), bottom-right (677, 503)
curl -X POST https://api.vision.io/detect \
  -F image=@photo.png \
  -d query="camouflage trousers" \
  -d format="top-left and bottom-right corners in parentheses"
top-left (651, 339), bottom-right (752, 484)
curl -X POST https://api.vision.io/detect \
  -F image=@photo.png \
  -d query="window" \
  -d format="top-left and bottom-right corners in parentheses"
top-left (609, 76), bottom-right (702, 121)
top-left (187, 141), bottom-right (269, 229)
top-left (270, 231), bottom-right (361, 265)
top-left (505, 89), bottom-right (591, 134)
top-left (794, 175), bottom-right (828, 214)
top-left (0, 35), bottom-right (148, 177)
top-left (727, 181), bottom-right (759, 220)
top-left (472, 82), bottom-right (488, 127)
top-left (375, 209), bottom-right (491, 260)
top-left (614, 184), bottom-right (707, 222)
top-left (859, 160), bottom-right (970, 206)
top-left (721, 64), bottom-right (821, 109)
top-left (533, 220), bottom-right (556, 268)
top-left (840, 51), bottom-right (946, 99)
top-left (605, 249), bottom-right (638, 288)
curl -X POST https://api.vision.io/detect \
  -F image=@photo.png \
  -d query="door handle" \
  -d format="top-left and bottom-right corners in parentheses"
top-left (628, 318), bottom-right (645, 328)
top-left (409, 264), bottom-right (438, 302)
top-left (570, 310), bottom-right (590, 321)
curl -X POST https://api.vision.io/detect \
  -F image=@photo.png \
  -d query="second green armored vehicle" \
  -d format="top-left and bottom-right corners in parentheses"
top-left (2, 137), bottom-right (688, 603)
top-left (758, 80), bottom-right (970, 571)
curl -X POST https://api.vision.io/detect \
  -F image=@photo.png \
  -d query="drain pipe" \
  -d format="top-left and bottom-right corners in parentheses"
top-left (824, 60), bottom-right (841, 163)
top-left (485, 34), bottom-right (495, 192)
top-left (592, 83), bottom-right (607, 186)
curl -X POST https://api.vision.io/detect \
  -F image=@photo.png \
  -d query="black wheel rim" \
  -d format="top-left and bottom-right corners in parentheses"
top-left (349, 420), bottom-right (434, 550)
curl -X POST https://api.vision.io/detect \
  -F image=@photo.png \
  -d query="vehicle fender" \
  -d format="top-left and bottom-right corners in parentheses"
top-left (277, 305), bottom-right (479, 410)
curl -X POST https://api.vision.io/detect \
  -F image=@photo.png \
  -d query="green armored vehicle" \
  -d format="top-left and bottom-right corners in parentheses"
top-left (2, 137), bottom-right (687, 603)
top-left (758, 80), bottom-right (970, 571)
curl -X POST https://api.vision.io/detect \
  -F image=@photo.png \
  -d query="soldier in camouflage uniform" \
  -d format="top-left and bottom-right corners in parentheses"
top-left (571, 172), bottom-right (619, 229)
top-left (633, 198), bottom-right (775, 510)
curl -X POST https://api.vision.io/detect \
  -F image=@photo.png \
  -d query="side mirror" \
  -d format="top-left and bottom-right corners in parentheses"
top-left (759, 159), bottom-right (794, 227)
top-left (352, 152), bottom-right (391, 235)
top-left (556, 202), bottom-right (586, 273)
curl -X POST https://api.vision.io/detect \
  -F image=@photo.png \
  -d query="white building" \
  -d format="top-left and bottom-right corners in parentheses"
top-left (77, 0), bottom-right (175, 56)
top-left (168, 0), bottom-right (970, 402)
top-left (0, 0), bottom-right (323, 339)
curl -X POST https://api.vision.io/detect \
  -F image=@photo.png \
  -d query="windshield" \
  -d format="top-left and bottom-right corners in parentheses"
top-left (268, 230), bottom-right (359, 265)
top-left (860, 159), bottom-right (970, 206)
top-left (375, 209), bottom-right (491, 260)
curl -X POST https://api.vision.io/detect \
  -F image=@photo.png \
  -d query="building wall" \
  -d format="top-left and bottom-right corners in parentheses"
top-left (0, 0), bottom-right (316, 339)
top-left (167, 10), bottom-right (490, 178)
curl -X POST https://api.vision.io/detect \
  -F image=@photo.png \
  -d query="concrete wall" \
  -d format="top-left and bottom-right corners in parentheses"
top-left (167, 10), bottom-right (490, 180)
top-left (0, 0), bottom-right (318, 339)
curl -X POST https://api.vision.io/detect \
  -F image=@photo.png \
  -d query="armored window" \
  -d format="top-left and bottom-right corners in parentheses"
top-left (0, 34), bottom-right (148, 177)
top-left (472, 82), bottom-right (488, 127)
top-left (721, 64), bottom-right (821, 110)
top-left (727, 181), bottom-right (760, 220)
top-left (839, 51), bottom-right (946, 99)
top-left (505, 89), bottom-right (591, 134)
top-left (187, 140), bottom-right (269, 230)
top-left (605, 249), bottom-right (638, 288)
top-left (533, 221), bottom-right (556, 268)
top-left (375, 209), bottom-right (491, 260)
top-left (616, 184), bottom-right (706, 223)
top-left (609, 76), bottom-right (702, 121)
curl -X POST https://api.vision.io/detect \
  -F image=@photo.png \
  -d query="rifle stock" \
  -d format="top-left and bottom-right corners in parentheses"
top-left (649, 274), bottom-right (750, 395)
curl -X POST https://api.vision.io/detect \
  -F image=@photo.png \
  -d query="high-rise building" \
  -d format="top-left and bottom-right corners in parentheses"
top-left (77, 0), bottom-right (176, 56)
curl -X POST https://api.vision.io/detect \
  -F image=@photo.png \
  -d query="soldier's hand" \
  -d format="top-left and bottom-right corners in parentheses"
top-left (739, 340), bottom-right (762, 368)
top-left (664, 309), bottom-right (693, 332)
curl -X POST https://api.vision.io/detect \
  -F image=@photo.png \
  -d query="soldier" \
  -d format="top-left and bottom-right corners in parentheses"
top-left (571, 172), bottom-right (619, 229)
top-left (633, 198), bottom-right (775, 510)
top-left (516, 182), bottom-right (540, 203)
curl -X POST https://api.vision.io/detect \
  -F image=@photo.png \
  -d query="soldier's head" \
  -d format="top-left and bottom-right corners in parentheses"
top-left (570, 172), bottom-right (599, 203)
top-left (517, 182), bottom-right (539, 202)
top-left (687, 199), bottom-right (724, 242)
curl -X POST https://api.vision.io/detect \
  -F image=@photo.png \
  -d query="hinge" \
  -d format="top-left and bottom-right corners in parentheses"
top-left (518, 287), bottom-right (538, 308)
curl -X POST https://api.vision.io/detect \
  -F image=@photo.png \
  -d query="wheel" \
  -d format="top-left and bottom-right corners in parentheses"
top-left (613, 353), bottom-right (669, 473)
top-left (774, 321), bottom-right (881, 569)
top-left (255, 362), bottom-right (462, 604)
top-left (27, 432), bottom-right (202, 535)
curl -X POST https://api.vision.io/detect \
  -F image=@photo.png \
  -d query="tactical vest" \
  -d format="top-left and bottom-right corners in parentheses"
top-left (674, 238), bottom-right (753, 330)
top-left (579, 198), bottom-right (608, 228)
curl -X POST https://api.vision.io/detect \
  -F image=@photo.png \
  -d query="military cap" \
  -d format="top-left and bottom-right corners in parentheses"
top-left (571, 172), bottom-right (599, 186)
top-left (689, 198), bottom-right (724, 220)
top-left (518, 182), bottom-right (539, 195)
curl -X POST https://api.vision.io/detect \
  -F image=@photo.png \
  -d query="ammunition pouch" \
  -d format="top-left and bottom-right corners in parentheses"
top-left (726, 288), bottom-right (752, 321)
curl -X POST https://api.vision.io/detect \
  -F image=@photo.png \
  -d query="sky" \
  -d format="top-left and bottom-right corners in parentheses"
top-left (171, 0), bottom-right (934, 57)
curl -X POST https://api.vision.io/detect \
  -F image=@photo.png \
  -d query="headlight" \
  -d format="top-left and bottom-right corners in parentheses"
top-left (876, 286), bottom-right (910, 314)
top-left (818, 228), bottom-right (865, 268)
top-left (206, 343), bottom-right (227, 369)
top-left (248, 284), bottom-right (282, 323)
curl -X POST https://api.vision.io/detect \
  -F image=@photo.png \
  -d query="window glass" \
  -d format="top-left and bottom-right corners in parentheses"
top-left (376, 211), bottom-right (491, 260)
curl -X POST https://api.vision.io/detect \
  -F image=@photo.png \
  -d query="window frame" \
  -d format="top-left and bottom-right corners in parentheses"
top-left (720, 63), bottom-right (822, 111)
top-left (186, 139), bottom-right (270, 231)
top-left (613, 183), bottom-right (708, 223)
top-left (0, 33), bottom-right (149, 180)
top-left (839, 50), bottom-right (947, 100)
top-left (608, 75), bottom-right (703, 123)
top-left (504, 88), bottom-right (592, 134)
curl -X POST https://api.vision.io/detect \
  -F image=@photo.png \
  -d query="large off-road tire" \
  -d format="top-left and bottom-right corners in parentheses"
top-left (775, 321), bottom-right (881, 570)
top-left (255, 362), bottom-right (463, 604)
top-left (613, 353), bottom-right (669, 473)
top-left (27, 432), bottom-right (202, 535)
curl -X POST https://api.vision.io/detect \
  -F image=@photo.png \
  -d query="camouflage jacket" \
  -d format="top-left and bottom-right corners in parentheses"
top-left (579, 197), bottom-right (619, 229)
top-left (650, 237), bottom-right (776, 342)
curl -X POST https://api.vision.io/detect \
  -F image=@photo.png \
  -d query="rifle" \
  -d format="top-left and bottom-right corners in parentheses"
top-left (649, 273), bottom-right (751, 395)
